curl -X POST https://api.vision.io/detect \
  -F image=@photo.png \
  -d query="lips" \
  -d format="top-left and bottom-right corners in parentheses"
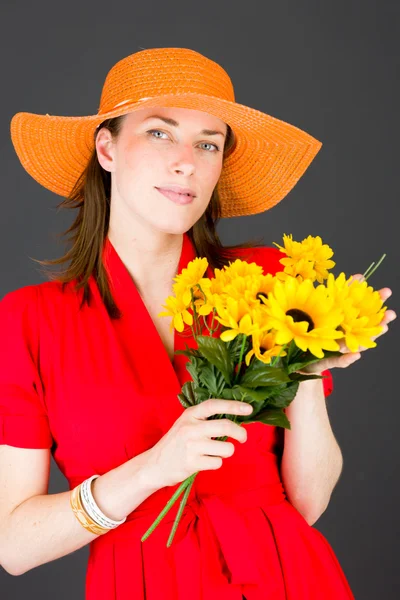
top-left (156, 187), bottom-right (194, 205)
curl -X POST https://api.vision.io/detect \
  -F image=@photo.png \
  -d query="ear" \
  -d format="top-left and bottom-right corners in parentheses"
top-left (95, 127), bottom-right (116, 173)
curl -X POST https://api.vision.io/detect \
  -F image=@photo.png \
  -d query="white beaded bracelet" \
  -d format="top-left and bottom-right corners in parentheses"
top-left (80, 474), bottom-right (127, 529)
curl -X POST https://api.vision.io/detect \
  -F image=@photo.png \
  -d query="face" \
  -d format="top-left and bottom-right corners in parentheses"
top-left (95, 106), bottom-right (228, 235)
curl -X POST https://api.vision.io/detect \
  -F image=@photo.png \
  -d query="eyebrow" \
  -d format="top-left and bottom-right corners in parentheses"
top-left (142, 114), bottom-right (226, 138)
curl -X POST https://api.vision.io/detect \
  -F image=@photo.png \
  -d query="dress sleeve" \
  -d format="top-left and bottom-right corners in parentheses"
top-left (321, 368), bottom-right (334, 398)
top-left (0, 286), bottom-right (53, 449)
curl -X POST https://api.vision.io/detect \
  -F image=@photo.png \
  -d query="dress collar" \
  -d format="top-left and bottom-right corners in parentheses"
top-left (102, 231), bottom-right (198, 304)
top-left (100, 231), bottom-right (214, 396)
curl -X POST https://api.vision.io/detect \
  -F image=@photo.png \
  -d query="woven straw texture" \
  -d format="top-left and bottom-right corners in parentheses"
top-left (10, 47), bottom-right (322, 218)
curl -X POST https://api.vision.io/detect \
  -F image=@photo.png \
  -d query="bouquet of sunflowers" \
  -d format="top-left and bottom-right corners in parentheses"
top-left (141, 234), bottom-right (387, 547)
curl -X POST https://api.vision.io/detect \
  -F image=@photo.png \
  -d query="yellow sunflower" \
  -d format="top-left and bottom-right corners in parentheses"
top-left (273, 234), bottom-right (336, 284)
top-left (245, 305), bottom-right (287, 365)
top-left (158, 293), bottom-right (194, 333)
top-left (195, 276), bottom-right (226, 317)
top-left (221, 274), bottom-right (267, 307)
top-left (214, 297), bottom-right (258, 342)
top-left (326, 272), bottom-right (387, 352)
top-left (260, 276), bottom-right (344, 358)
top-left (222, 258), bottom-right (264, 282)
top-left (173, 257), bottom-right (209, 288)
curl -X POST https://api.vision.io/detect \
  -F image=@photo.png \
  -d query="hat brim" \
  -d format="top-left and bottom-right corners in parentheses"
top-left (10, 93), bottom-right (322, 218)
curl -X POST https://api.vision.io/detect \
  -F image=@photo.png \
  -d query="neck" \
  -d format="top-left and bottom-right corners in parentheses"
top-left (106, 227), bottom-right (184, 294)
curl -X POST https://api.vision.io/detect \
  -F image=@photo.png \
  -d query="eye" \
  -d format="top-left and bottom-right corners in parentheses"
top-left (147, 129), bottom-right (220, 152)
top-left (147, 129), bottom-right (169, 140)
top-left (199, 141), bottom-right (220, 153)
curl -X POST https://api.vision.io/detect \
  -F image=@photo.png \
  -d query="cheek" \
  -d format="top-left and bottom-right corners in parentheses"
top-left (195, 150), bottom-right (223, 179)
top-left (204, 159), bottom-right (224, 190)
top-left (119, 139), bottom-right (150, 171)
top-left (117, 143), bottom-right (160, 190)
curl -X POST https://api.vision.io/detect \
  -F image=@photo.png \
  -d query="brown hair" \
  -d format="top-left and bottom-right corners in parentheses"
top-left (32, 114), bottom-right (263, 319)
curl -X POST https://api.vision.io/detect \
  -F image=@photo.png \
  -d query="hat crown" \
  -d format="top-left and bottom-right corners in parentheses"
top-left (98, 47), bottom-right (235, 114)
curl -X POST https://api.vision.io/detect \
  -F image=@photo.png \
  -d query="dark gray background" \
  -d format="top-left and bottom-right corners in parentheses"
top-left (1, 0), bottom-right (399, 598)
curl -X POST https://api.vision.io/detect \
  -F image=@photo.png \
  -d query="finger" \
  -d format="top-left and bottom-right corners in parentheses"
top-left (324, 352), bottom-right (361, 369)
top-left (338, 317), bottom-right (390, 354)
top-left (363, 316), bottom-right (393, 347)
top-left (378, 288), bottom-right (392, 302)
top-left (348, 275), bottom-right (392, 303)
top-left (375, 310), bottom-right (397, 336)
top-left (376, 323), bottom-right (389, 337)
top-left (342, 353), bottom-right (362, 366)
top-left (348, 274), bottom-right (365, 284)
top-left (381, 310), bottom-right (396, 323)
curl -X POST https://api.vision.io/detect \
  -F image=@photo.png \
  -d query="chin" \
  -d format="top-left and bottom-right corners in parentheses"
top-left (150, 219), bottom-right (193, 236)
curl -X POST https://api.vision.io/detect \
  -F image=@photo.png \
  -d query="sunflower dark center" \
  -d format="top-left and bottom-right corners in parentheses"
top-left (286, 309), bottom-right (315, 331)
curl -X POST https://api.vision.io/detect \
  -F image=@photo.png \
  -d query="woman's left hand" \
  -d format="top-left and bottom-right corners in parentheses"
top-left (298, 274), bottom-right (397, 375)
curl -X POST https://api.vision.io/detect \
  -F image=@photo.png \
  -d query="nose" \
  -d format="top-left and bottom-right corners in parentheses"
top-left (171, 144), bottom-right (196, 176)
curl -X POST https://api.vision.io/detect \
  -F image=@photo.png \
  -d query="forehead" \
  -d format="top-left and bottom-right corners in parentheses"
top-left (123, 106), bottom-right (228, 132)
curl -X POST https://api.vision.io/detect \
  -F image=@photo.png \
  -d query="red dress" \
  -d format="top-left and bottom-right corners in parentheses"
top-left (0, 232), bottom-right (355, 599)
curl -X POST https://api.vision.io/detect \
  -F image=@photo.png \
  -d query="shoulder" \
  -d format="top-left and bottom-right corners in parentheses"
top-left (0, 280), bottom-right (79, 322)
top-left (1, 280), bottom-right (63, 307)
top-left (0, 284), bottom-right (38, 320)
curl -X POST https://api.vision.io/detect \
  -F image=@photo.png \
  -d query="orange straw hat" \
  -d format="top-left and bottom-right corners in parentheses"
top-left (10, 47), bottom-right (322, 218)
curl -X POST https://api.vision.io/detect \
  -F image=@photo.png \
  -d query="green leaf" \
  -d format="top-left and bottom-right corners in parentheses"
top-left (175, 348), bottom-right (201, 359)
top-left (236, 385), bottom-right (280, 402)
top-left (185, 356), bottom-right (207, 386)
top-left (269, 356), bottom-right (286, 370)
top-left (175, 341), bottom-right (202, 359)
top-left (185, 381), bottom-right (197, 405)
top-left (177, 381), bottom-right (199, 408)
top-left (288, 339), bottom-right (303, 361)
top-left (239, 359), bottom-right (292, 388)
top-left (199, 363), bottom-right (226, 396)
top-left (192, 385), bottom-right (210, 403)
top-left (289, 372), bottom-right (330, 384)
top-left (196, 335), bottom-right (234, 385)
top-left (245, 407), bottom-right (291, 429)
top-left (287, 348), bottom-right (343, 374)
top-left (177, 393), bottom-right (192, 409)
top-left (220, 387), bottom-right (238, 400)
top-left (226, 334), bottom-right (252, 363)
top-left (264, 382), bottom-right (300, 408)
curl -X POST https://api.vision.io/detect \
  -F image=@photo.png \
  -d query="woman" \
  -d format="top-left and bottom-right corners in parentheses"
top-left (0, 47), bottom-right (395, 599)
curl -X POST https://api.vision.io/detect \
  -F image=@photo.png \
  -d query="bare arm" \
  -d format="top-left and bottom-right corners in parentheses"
top-left (280, 378), bottom-right (343, 525)
top-left (0, 447), bottom-right (161, 576)
top-left (1, 397), bottom-right (253, 577)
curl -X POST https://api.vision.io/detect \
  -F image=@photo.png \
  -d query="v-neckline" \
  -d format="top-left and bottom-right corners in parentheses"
top-left (101, 231), bottom-right (214, 392)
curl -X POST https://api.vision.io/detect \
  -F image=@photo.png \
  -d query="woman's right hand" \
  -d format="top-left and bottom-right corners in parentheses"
top-left (145, 399), bottom-right (253, 488)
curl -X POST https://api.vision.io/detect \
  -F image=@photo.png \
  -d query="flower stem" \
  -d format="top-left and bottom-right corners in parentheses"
top-left (363, 253), bottom-right (386, 280)
top-left (142, 419), bottom-right (241, 546)
top-left (190, 288), bottom-right (201, 336)
top-left (195, 284), bottom-right (218, 337)
top-left (270, 342), bottom-right (289, 367)
top-left (233, 334), bottom-right (247, 385)
top-left (140, 472), bottom-right (198, 542)
top-left (167, 474), bottom-right (197, 547)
